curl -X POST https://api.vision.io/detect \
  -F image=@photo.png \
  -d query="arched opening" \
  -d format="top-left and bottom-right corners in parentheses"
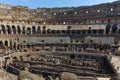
top-left (26, 54), bottom-right (31, 58)
top-left (5, 41), bottom-right (8, 47)
top-left (112, 24), bottom-right (117, 34)
top-left (51, 30), bottom-right (56, 34)
top-left (71, 30), bottom-right (75, 35)
top-left (82, 30), bottom-right (86, 34)
top-left (17, 26), bottom-right (21, 34)
top-left (87, 30), bottom-right (91, 34)
top-left (47, 29), bottom-right (51, 34)
top-left (22, 26), bottom-right (25, 34)
top-left (32, 26), bottom-right (36, 34)
top-left (0, 41), bottom-right (4, 49)
top-left (93, 30), bottom-right (97, 34)
top-left (76, 30), bottom-right (81, 34)
top-left (98, 30), bottom-right (104, 34)
top-left (12, 57), bottom-right (18, 61)
top-left (106, 24), bottom-right (111, 34)
top-left (37, 26), bottom-right (41, 34)
top-left (57, 30), bottom-right (60, 34)
top-left (6, 25), bottom-right (11, 34)
top-left (108, 19), bottom-right (111, 23)
top-left (27, 44), bottom-right (30, 48)
top-left (1, 25), bottom-right (6, 34)
top-left (4, 57), bottom-right (10, 68)
top-left (70, 54), bottom-right (75, 59)
top-left (67, 26), bottom-right (71, 34)
top-left (27, 27), bottom-right (31, 34)
top-left (42, 26), bottom-right (46, 34)
top-left (19, 56), bottom-right (23, 61)
top-left (12, 25), bottom-right (16, 34)
top-left (62, 30), bottom-right (66, 35)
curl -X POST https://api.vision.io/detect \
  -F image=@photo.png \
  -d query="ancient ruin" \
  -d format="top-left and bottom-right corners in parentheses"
top-left (0, 1), bottom-right (119, 80)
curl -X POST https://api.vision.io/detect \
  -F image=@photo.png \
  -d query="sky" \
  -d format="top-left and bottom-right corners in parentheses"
top-left (0, 0), bottom-right (117, 9)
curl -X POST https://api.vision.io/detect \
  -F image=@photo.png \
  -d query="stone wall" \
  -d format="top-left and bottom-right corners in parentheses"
top-left (0, 1), bottom-right (120, 25)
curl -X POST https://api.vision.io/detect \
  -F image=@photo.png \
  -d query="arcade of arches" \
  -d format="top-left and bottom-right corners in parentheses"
top-left (0, 24), bottom-right (119, 52)
top-left (0, 24), bottom-right (119, 35)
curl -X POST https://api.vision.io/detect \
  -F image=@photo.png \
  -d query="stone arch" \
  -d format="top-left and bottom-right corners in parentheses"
top-left (76, 30), bottom-right (81, 34)
top-left (13, 42), bottom-right (17, 50)
top-left (71, 30), bottom-right (75, 35)
top-left (37, 26), bottom-right (41, 34)
top-left (26, 54), bottom-right (31, 57)
top-left (87, 30), bottom-right (92, 34)
top-left (6, 25), bottom-right (11, 34)
top-left (32, 26), bottom-right (36, 34)
top-left (19, 56), bottom-right (24, 61)
top-left (47, 29), bottom-right (51, 34)
top-left (81, 30), bottom-right (86, 34)
top-left (42, 26), bottom-right (46, 34)
top-left (25, 54), bottom-right (31, 61)
top-left (12, 56), bottom-right (18, 61)
top-left (1, 25), bottom-right (6, 34)
top-left (108, 19), bottom-right (111, 23)
top-left (112, 24), bottom-right (117, 34)
top-left (27, 27), bottom-right (31, 34)
top-left (67, 26), bottom-right (71, 34)
top-left (67, 26), bottom-right (71, 30)
top-left (4, 41), bottom-right (8, 48)
top-left (22, 26), bottom-right (26, 34)
top-left (12, 25), bottom-right (16, 34)
top-left (4, 57), bottom-right (11, 68)
top-left (0, 41), bottom-right (4, 49)
top-left (57, 30), bottom-right (60, 34)
top-left (98, 30), bottom-right (104, 34)
top-left (106, 24), bottom-right (111, 34)
top-left (17, 26), bottom-right (21, 34)
top-left (70, 54), bottom-right (75, 59)
top-left (51, 30), bottom-right (56, 34)
top-left (61, 30), bottom-right (66, 34)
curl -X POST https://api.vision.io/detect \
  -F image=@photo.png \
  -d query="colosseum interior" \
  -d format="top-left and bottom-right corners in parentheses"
top-left (0, 1), bottom-right (120, 80)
